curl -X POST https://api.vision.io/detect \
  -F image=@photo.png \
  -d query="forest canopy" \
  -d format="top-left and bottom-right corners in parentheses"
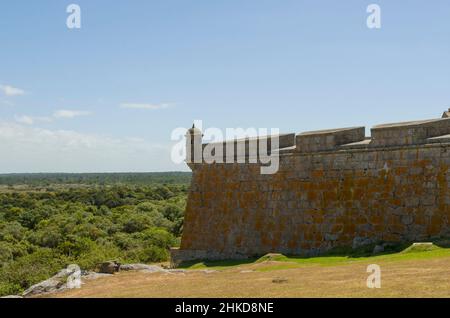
top-left (0, 172), bottom-right (191, 296)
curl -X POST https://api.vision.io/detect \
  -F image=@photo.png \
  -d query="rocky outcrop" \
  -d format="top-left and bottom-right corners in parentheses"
top-left (3, 262), bottom-right (192, 298)
top-left (120, 263), bottom-right (191, 274)
top-left (120, 264), bottom-right (166, 273)
top-left (22, 264), bottom-right (82, 297)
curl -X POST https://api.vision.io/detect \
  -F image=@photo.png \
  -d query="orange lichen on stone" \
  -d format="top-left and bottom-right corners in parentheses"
top-left (312, 170), bottom-right (325, 179)
top-left (178, 136), bottom-right (450, 261)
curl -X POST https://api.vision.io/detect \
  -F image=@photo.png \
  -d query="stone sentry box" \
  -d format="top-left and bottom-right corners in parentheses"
top-left (171, 113), bottom-right (450, 265)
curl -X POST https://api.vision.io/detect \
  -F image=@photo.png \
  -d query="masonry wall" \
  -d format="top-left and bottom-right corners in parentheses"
top-left (174, 143), bottom-right (450, 262)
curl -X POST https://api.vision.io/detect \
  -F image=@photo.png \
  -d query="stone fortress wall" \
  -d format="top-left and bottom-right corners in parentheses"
top-left (171, 110), bottom-right (450, 263)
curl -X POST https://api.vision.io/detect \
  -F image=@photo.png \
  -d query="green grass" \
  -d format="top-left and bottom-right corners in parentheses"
top-left (181, 243), bottom-right (450, 272)
top-left (264, 246), bottom-right (449, 266)
top-left (180, 258), bottom-right (259, 270)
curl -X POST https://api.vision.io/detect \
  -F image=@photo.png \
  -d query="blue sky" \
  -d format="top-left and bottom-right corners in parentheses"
top-left (1, 0), bottom-right (449, 172)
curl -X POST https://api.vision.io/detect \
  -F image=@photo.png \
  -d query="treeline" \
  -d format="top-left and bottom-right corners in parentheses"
top-left (0, 172), bottom-right (192, 186)
top-left (0, 179), bottom-right (189, 296)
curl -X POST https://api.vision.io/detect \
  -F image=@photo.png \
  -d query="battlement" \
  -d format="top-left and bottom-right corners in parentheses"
top-left (201, 133), bottom-right (296, 162)
top-left (294, 116), bottom-right (450, 152)
top-left (296, 127), bottom-right (365, 153)
top-left (371, 117), bottom-right (450, 147)
top-left (191, 115), bottom-right (450, 165)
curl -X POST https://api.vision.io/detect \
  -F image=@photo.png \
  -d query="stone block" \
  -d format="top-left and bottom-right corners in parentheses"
top-left (296, 127), bottom-right (365, 153)
top-left (371, 117), bottom-right (450, 147)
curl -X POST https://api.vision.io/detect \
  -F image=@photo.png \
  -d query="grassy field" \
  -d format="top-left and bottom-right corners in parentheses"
top-left (52, 244), bottom-right (450, 298)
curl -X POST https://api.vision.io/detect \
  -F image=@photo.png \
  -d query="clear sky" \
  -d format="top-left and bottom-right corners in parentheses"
top-left (1, 0), bottom-right (449, 172)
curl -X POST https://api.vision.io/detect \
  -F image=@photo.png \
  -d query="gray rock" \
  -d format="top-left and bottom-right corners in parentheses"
top-left (82, 272), bottom-right (113, 280)
top-left (167, 269), bottom-right (188, 274)
top-left (412, 242), bottom-right (433, 247)
top-left (22, 264), bottom-right (81, 297)
top-left (260, 253), bottom-right (283, 261)
top-left (98, 261), bottom-right (120, 274)
top-left (120, 263), bottom-right (190, 274)
top-left (120, 264), bottom-right (166, 273)
top-left (1, 295), bottom-right (24, 298)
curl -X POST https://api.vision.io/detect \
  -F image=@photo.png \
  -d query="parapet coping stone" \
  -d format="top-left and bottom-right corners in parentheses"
top-left (372, 117), bottom-right (450, 130)
top-left (339, 138), bottom-right (372, 149)
top-left (427, 134), bottom-right (450, 143)
top-left (202, 133), bottom-right (295, 148)
top-left (298, 126), bottom-right (365, 136)
top-left (276, 139), bottom-right (450, 157)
